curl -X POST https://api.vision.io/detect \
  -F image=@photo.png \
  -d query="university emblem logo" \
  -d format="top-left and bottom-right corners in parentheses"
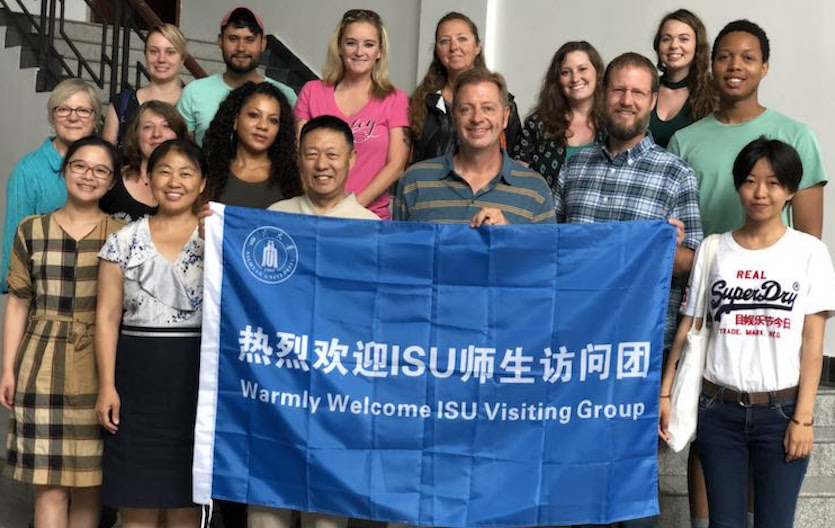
top-left (241, 226), bottom-right (298, 284)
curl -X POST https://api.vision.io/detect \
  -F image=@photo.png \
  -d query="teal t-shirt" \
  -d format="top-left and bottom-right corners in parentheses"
top-left (176, 73), bottom-right (298, 146)
top-left (669, 109), bottom-right (827, 235)
top-left (565, 141), bottom-right (595, 162)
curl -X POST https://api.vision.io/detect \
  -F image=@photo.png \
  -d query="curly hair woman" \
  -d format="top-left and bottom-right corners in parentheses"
top-left (202, 81), bottom-right (302, 207)
top-left (512, 41), bottom-right (605, 191)
top-left (649, 8), bottom-right (717, 148)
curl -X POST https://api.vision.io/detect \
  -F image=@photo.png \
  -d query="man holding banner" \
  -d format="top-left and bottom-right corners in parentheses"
top-left (555, 52), bottom-right (702, 355)
top-left (248, 118), bottom-right (377, 528)
top-left (268, 116), bottom-right (379, 222)
top-left (393, 68), bottom-right (555, 226)
top-left (554, 52), bottom-right (703, 528)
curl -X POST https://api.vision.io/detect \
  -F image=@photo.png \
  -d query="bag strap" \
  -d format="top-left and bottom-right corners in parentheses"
top-left (693, 234), bottom-right (720, 324)
top-left (117, 90), bottom-right (132, 119)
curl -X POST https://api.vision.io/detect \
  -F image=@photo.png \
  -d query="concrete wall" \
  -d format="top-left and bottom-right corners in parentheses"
top-left (7, 0), bottom-right (89, 21)
top-left (0, 25), bottom-right (54, 455)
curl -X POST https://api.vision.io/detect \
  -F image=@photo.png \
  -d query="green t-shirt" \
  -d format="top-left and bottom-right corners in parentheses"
top-left (564, 141), bottom-right (595, 162)
top-left (669, 109), bottom-right (827, 235)
top-left (176, 73), bottom-right (298, 146)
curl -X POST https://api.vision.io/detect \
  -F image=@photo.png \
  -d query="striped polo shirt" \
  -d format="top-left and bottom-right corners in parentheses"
top-left (393, 150), bottom-right (555, 224)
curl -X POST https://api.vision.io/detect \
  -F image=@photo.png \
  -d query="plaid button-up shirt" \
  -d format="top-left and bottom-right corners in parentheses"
top-left (554, 135), bottom-right (703, 349)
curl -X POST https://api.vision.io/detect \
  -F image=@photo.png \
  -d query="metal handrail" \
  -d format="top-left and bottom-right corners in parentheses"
top-left (0, 0), bottom-right (208, 99)
top-left (56, 0), bottom-right (107, 85)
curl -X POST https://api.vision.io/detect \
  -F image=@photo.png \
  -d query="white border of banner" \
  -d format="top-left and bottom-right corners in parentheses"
top-left (192, 202), bottom-right (226, 504)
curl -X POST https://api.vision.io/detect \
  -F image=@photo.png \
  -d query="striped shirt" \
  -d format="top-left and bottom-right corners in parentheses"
top-left (554, 135), bottom-right (703, 349)
top-left (393, 150), bottom-right (556, 224)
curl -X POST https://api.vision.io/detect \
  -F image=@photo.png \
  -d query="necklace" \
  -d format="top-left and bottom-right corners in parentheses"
top-left (660, 74), bottom-right (690, 90)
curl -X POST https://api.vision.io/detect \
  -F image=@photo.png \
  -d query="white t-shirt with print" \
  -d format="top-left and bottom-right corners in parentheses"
top-left (682, 229), bottom-right (835, 392)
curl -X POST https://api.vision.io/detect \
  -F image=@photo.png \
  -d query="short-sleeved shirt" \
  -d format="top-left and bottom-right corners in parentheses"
top-left (554, 134), bottom-right (703, 349)
top-left (98, 217), bottom-right (203, 327)
top-left (668, 109), bottom-right (828, 235)
top-left (176, 73), bottom-right (297, 146)
top-left (393, 149), bottom-right (556, 224)
top-left (294, 80), bottom-right (409, 220)
top-left (2, 138), bottom-right (66, 293)
top-left (683, 229), bottom-right (835, 392)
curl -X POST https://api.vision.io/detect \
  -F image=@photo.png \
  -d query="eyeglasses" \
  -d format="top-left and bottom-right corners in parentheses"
top-left (54, 106), bottom-right (94, 119)
top-left (67, 160), bottom-right (113, 180)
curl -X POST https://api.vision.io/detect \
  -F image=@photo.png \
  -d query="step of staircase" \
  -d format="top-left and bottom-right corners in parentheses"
top-left (1, 12), bottom-right (304, 100)
top-left (658, 387), bottom-right (835, 527)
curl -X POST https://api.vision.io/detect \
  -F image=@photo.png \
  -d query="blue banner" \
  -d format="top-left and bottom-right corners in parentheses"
top-left (194, 204), bottom-right (676, 527)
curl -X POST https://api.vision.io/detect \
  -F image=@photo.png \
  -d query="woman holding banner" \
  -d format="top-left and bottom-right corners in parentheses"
top-left (659, 139), bottom-right (835, 526)
top-left (95, 139), bottom-right (208, 528)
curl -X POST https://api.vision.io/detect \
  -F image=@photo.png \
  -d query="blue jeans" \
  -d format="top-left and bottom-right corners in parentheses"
top-left (696, 390), bottom-right (808, 528)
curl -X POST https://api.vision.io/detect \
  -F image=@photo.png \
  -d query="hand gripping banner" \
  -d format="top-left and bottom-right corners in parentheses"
top-left (194, 203), bottom-right (676, 527)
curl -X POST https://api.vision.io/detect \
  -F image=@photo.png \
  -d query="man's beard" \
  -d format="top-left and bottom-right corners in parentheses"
top-left (224, 53), bottom-right (260, 74)
top-left (605, 110), bottom-right (649, 142)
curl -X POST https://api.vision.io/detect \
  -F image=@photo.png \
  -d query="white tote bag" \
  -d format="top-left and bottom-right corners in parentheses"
top-left (665, 234), bottom-right (720, 452)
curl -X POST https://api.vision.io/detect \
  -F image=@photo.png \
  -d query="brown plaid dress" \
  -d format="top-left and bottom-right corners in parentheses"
top-left (4, 212), bottom-right (124, 487)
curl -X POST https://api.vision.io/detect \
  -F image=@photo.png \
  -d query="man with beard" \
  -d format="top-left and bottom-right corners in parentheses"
top-left (554, 54), bottom-right (702, 454)
top-left (177, 7), bottom-right (297, 146)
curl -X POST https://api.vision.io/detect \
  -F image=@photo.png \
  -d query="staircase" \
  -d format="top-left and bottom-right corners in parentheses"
top-left (0, 6), bottom-right (316, 104)
top-left (658, 386), bottom-right (835, 527)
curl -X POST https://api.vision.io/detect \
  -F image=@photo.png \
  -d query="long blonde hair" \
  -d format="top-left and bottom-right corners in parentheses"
top-left (321, 9), bottom-right (395, 99)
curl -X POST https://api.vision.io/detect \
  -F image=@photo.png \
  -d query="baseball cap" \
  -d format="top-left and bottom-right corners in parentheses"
top-left (220, 7), bottom-right (265, 34)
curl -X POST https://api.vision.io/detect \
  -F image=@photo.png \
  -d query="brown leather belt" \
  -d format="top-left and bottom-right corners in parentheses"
top-left (702, 378), bottom-right (798, 406)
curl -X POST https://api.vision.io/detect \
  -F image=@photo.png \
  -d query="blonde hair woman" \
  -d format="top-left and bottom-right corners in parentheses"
top-left (102, 23), bottom-right (188, 147)
top-left (1, 78), bottom-right (100, 292)
top-left (294, 9), bottom-right (409, 220)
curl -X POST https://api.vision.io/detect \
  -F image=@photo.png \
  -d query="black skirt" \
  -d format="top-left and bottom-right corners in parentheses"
top-left (102, 325), bottom-right (201, 509)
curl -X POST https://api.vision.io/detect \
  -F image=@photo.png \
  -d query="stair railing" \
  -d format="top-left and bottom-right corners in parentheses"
top-left (0, 0), bottom-right (207, 99)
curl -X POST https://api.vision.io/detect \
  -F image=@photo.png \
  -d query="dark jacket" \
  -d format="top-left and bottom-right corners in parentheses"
top-left (411, 91), bottom-right (524, 163)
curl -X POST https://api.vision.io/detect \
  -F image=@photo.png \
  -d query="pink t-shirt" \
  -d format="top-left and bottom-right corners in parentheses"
top-left (295, 80), bottom-right (409, 219)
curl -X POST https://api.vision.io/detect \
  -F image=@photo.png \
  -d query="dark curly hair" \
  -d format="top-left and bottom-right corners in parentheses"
top-left (528, 41), bottom-right (605, 144)
top-left (202, 82), bottom-right (302, 200)
top-left (653, 9), bottom-right (717, 121)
